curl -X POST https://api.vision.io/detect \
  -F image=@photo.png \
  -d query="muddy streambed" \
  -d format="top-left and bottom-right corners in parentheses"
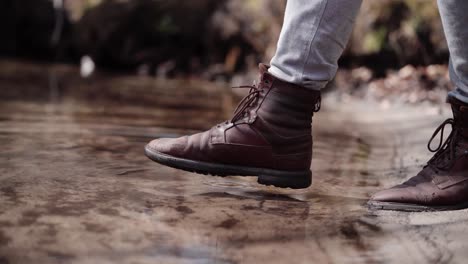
top-left (0, 60), bottom-right (467, 263)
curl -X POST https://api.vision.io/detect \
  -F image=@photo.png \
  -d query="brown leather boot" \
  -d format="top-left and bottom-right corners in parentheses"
top-left (145, 64), bottom-right (321, 189)
top-left (369, 96), bottom-right (468, 211)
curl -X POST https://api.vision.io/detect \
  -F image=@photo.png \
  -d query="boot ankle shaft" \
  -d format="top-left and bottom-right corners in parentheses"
top-left (449, 103), bottom-right (468, 138)
top-left (246, 69), bottom-right (321, 136)
top-left (448, 96), bottom-right (468, 127)
top-left (261, 72), bottom-right (321, 100)
top-left (453, 106), bottom-right (468, 130)
top-left (254, 81), bottom-right (320, 137)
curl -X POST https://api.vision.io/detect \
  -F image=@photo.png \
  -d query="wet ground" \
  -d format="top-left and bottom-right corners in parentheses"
top-left (1, 60), bottom-right (468, 264)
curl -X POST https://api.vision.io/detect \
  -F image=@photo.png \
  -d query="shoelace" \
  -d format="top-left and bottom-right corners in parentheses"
top-left (230, 84), bottom-right (262, 123)
top-left (426, 118), bottom-right (458, 170)
top-left (229, 82), bottom-right (322, 124)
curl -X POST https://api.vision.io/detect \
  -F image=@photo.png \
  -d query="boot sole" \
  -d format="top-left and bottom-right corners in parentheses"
top-left (367, 200), bottom-right (468, 212)
top-left (144, 145), bottom-right (312, 189)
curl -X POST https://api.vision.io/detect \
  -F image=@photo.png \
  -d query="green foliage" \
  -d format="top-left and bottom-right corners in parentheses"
top-left (363, 27), bottom-right (387, 53)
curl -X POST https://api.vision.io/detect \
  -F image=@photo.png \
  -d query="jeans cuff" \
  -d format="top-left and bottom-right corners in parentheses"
top-left (268, 66), bottom-right (326, 91)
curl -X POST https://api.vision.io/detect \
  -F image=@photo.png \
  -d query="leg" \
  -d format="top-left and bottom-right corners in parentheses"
top-left (269, 0), bottom-right (362, 90)
top-left (438, 0), bottom-right (468, 104)
top-left (145, 0), bottom-right (362, 189)
top-left (369, 0), bottom-right (468, 211)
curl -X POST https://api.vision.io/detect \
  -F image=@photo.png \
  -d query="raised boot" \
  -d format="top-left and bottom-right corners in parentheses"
top-left (145, 64), bottom-right (321, 189)
top-left (369, 96), bottom-right (468, 211)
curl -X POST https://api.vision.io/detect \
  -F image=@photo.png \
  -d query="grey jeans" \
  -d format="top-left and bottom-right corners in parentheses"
top-left (269, 0), bottom-right (468, 103)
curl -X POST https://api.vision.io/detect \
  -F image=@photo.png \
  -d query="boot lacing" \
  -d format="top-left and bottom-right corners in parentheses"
top-left (426, 118), bottom-right (461, 170)
top-left (230, 83), bottom-right (322, 124)
top-left (230, 84), bottom-right (262, 124)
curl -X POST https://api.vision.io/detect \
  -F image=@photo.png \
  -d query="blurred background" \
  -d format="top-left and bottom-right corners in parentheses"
top-left (0, 0), bottom-right (454, 104)
top-left (1, 2), bottom-right (465, 263)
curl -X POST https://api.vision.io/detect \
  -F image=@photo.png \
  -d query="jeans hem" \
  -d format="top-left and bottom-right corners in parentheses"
top-left (268, 66), bottom-right (326, 91)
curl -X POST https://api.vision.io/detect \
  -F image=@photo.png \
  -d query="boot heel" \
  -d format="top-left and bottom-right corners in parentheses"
top-left (258, 171), bottom-right (312, 189)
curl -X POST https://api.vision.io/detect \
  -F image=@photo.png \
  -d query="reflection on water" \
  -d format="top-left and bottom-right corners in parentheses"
top-left (1, 60), bottom-right (467, 263)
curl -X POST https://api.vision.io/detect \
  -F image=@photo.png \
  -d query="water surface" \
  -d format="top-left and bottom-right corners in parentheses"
top-left (0, 60), bottom-right (465, 264)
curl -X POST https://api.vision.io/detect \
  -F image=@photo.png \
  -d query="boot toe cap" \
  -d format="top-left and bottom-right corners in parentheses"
top-left (371, 184), bottom-right (420, 202)
top-left (146, 137), bottom-right (187, 156)
top-left (371, 188), bottom-right (405, 202)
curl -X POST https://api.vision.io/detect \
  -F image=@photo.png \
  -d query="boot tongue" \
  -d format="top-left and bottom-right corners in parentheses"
top-left (258, 63), bottom-right (269, 75)
top-left (258, 63), bottom-right (272, 85)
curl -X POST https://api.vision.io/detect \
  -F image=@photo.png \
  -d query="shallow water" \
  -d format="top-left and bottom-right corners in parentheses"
top-left (1, 60), bottom-right (467, 264)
